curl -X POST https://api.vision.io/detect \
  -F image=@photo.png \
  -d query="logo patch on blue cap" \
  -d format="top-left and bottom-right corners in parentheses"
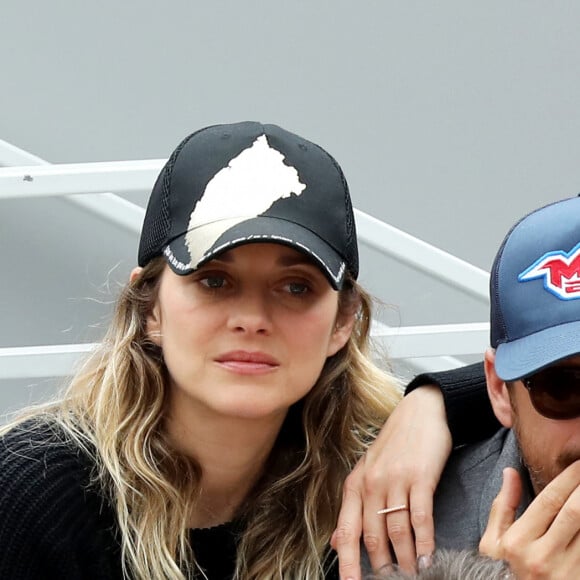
top-left (519, 242), bottom-right (580, 300)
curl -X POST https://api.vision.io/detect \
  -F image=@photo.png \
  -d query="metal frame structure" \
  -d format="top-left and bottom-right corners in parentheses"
top-left (0, 139), bottom-right (491, 379)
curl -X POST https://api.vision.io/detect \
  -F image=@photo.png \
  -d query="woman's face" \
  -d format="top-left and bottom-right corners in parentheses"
top-left (146, 243), bottom-right (354, 423)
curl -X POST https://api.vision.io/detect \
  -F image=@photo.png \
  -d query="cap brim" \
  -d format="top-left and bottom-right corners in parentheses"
top-left (162, 216), bottom-right (347, 290)
top-left (495, 320), bottom-right (580, 380)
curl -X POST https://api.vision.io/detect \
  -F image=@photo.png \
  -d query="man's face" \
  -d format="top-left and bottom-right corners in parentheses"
top-left (509, 356), bottom-right (580, 494)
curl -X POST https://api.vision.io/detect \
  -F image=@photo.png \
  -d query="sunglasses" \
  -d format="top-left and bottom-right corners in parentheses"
top-left (521, 366), bottom-right (580, 420)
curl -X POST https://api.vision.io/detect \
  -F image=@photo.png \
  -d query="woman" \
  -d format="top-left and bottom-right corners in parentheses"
top-left (0, 121), bottom-right (404, 579)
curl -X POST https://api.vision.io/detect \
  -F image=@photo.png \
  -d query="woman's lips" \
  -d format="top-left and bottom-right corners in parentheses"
top-left (215, 351), bottom-right (280, 374)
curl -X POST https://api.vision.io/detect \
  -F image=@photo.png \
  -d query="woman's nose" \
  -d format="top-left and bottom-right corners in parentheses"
top-left (227, 292), bottom-right (272, 335)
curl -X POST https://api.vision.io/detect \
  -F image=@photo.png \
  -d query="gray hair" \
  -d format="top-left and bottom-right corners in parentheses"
top-left (371, 550), bottom-right (512, 580)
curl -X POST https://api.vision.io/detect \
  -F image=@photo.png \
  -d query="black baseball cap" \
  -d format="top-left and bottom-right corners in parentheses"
top-left (138, 121), bottom-right (358, 289)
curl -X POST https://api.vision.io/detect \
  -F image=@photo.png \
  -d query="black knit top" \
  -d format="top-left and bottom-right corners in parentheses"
top-left (406, 362), bottom-right (499, 445)
top-left (0, 420), bottom-right (124, 579)
top-left (0, 420), bottom-right (242, 579)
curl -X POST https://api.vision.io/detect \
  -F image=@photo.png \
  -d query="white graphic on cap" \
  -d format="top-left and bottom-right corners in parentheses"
top-left (185, 135), bottom-right (306, 267)
top-left (518, 242), bottom-right (580, 300)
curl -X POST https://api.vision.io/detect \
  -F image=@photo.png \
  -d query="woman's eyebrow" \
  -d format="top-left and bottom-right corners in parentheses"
top-left (276, 254), bottom-right (316, 267)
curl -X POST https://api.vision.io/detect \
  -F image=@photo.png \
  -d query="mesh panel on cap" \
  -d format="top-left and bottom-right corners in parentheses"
top-left (342, 174), bottom-right (358, 277)
top-left (322, 147), bottom-right (358, 277)
top-left (139, 130), bottom-right (202, 265)
top-left (303, 139), bottom-right (358, 278)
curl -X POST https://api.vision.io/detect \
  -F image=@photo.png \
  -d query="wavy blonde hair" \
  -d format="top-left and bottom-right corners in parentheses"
top-left (3, 257), bottom-right (401, 579)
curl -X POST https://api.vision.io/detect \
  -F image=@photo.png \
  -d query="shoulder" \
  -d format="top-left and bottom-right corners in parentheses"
top-left (0, 417), bottom-right (121, 578)
top-left (0, 416), bottom-right (94, 501)
top-left (0, 416), bottom-right (107, 527)
top-left (434, 429), bottom-right (511, 550)
top-left (445, 427), bottom-right (509, 475)
top-left (435, 428), bottom-right (510, 511)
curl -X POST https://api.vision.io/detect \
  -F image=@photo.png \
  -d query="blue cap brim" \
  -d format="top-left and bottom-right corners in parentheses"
top-left (495, 319), bottom-right (580, 381)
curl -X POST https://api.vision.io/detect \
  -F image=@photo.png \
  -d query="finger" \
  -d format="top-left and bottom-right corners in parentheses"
top-left (550, 523), bottom-right (580, 576)
top-left (333, 466), bottom-right (364, 580)
top-left (362, 513), bottom-right (392, 573)
top-left (499, 481), bottom-right (580, 579)
top-left (509, 460), bottom-right (580, 542)
top-left (359, 459), bottom-right (394, 573)
top-left (385, 511), bottom-right (415, 572)
top-left (408, 483), bottom-right (435, 560)
top-left (537, 478), bottom-right (580, 554)
top-left (383, 493), bottom-right (416, 572)
top-left (480, 467), bottom-right (522, 557)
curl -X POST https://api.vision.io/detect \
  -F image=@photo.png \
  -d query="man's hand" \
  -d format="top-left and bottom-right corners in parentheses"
top-left (332, 386), bottom-right (452, 579)
top-left (480, 462), bottom-right (580, 579)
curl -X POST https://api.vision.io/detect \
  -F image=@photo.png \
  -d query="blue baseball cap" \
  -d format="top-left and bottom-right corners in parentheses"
top-left (491, 196), bottom-right (580, 381)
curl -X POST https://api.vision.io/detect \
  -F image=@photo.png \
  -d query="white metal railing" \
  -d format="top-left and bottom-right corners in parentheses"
top-left (0, 344), bottom-right (95, 379)
top-left (0, 139), bottom-right (491, 380)
top-left (0, 140), bottom-right (146, 233)
top-left (0, 159), bottom-right (163, 198)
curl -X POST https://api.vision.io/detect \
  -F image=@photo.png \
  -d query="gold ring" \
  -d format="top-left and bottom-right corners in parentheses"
top-left (377, 504), bottom-right (408, 515)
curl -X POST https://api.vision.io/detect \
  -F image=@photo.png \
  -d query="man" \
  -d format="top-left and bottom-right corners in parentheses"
top-left (434, 196), bottom-right (580, 560)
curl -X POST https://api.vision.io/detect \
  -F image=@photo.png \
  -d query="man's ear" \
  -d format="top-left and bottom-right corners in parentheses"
top-left (484, 348), bottom-right (513, 428)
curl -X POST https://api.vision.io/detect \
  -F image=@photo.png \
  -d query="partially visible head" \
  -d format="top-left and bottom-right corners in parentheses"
top-left (369, 550), bottom-right (511, 580)
top-left (484, 196), bottom-right (580, 492)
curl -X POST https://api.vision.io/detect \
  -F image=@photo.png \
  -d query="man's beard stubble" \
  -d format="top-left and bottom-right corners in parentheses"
top-left (512, 414), bottom-right (580, 494)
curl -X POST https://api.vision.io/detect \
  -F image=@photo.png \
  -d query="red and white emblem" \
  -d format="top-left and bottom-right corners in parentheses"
top-left (519, 243), bottom-right (580, 300)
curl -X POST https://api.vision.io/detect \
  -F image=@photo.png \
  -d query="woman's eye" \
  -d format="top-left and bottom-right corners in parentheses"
top-left (200, 276), bottom-right (227, 289)
top-left (285, 281), bottom-right (310, 295)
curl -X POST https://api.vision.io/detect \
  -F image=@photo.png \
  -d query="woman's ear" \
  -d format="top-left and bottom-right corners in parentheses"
top-left (146, 311), bottom-right (162, 346)
top-left (145, 303), bottom-right (163, 346)
top-left (130, 267), bottom-right (143, 283)
top-left (131, 266), bottom-right (163, 346)
top-left (484, 348), bottom-right (513, 428)
top-left (326, 313), bottom-right (356, 358)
